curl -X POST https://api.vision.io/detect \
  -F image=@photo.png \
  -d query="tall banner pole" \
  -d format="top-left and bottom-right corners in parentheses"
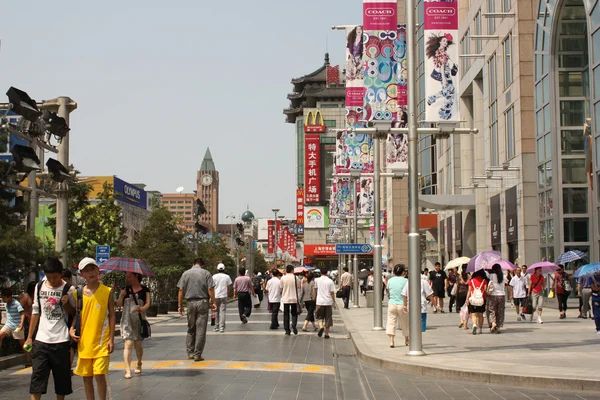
top-left (363, 0), bottom-right (398, 330)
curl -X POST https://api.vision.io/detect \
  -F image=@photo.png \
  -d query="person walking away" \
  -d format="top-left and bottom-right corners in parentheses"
top-left (386, 264), bottom-right (409, 347)
top-left (19, 281), bottom-right (35, 354)
top-left (528, 267), bottom-right (545, 324)
top-left (466, 269), bottom-right (488, 335)
top-left (233, 267), bottom-right (255, 324)
top-left (281, 265), bottom-right (301, 335)
top-left (429, 262), bottom-right (448, 313)
top-left (367, 270), bottom-right (374, 291)
top-left (0, 288), bottom-right (29, 366)
top-left (456, 269), bottom-right (470, 329)
top-left (212, 264), bottom-right (232, 332)
top-left (25, 257), bottom-right (74, 400)
top-left (300, 272), bottom-right (318, 332)
top-left (591, 272), bottom-right (600, 334)
top-left (340, 267), bottom-right (353, 309)
top-left (116, 272), bottom-right (150, 379)
top-left (521, 265), bottom-right (530, 293)
top-left (401, 270), bottom-right (434, 339)
top-left (553, 265), bottom-right (571, 319)
top-left (70, 258), bottom-right (115, 400)
top-left (578, 274), bottom-right (593, 319)
top-left (447, 268), bottom-right (457, 312)
top-left (177, 258), bottom-right (216, 362)
top-left (315, 267), bottom-right (336, 339)
top-left (61, 269), bottom-right (77, 368)
top-left (509, 267), bottom-right (527, 321)
top-left (486, 264), bottom-right (506, 333)
top-left (252, 272), bottom-right (264, 308)
top-left (265, 269), bottom-right (282, 329)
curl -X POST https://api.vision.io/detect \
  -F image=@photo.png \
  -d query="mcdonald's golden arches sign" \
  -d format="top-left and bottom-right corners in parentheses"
top-left (304, 110), bottom-right (327, 133)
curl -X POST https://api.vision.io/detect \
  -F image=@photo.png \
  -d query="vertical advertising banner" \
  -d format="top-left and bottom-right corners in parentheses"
top-left (505, 186), bottom-right (518, 243)
top-left (491, 194), bottom-right (501, 246)
top-left (329, 177), bottom-right (352, 217)
top-left (363, 0), bottom-right (399, 122)
top-left (296, 188), bottom-right (305, 235)
top-left (359, 177), bottom-right (374, 215)
top-left (268, 220), bottom-right (274, 254)
top-left (424, 0), bottom-right (460, 122)
top-left (304, 134), bottom-right (321, 203)
top-left (369, 210), bottom-right (387, 246)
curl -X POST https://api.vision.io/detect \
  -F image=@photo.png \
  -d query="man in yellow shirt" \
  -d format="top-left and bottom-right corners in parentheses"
top-left (70, 258), bottom-right (115, 400)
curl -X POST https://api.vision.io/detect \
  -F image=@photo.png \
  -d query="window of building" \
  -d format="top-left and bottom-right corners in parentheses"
top-left (490, 103), bottom-right (499, 166)
top-left (564, 218), bottom-right (589, 242)
top-left (561, 129), bottom-right (585, 154)
top-left (562, 158), bottom-right (587, 183)
top-left (563, 188), bottom-right (588, 214)
top-left (503, 33), bottom-right (513, 87)
top-left (502, 0), bottom-right (511, 12)
top-left (324, 120), bottom-right (336, 128)
top-left (474, 11), bottom-right (482, 53)
top-left (505, 106), bottom-right (515, 159)
top-left (461, 30), bottom-right (470, 73)
top-left (320, 103), bottom-right (340, 108)
top-left (489, 54), bottom-right (497, 102)
top-left (488, 0), bottom-right (496, 34)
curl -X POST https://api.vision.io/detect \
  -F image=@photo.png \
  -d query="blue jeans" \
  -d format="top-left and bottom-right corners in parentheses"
top-left (592, 294), bottom-right (600, 332)
top-left (421, 313), bottom-right (427, 332)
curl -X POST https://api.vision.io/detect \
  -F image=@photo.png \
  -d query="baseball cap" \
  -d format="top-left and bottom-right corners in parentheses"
top-left (78, 257), bottom-right (98, 271)
top-left (217, 263), bottom-right (225, 271)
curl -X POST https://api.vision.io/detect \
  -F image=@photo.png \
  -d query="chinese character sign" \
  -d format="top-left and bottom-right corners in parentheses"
top-left (296, 188), bottom-right (305, 235)
top-left (424, 0), bottom-right (460, 122)
top-left (268, 220), bottom-right (274, 254)
top-left (304, 134), bottom-right (321, 203)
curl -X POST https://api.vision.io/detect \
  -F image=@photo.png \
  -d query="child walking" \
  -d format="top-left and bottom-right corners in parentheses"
top-left (70, 258), bottom-right (115, 400)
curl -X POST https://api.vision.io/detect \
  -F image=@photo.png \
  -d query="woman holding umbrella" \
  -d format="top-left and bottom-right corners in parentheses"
top-left (553, 264), bottom-right (572, 319)
top-left (486, 264), bottom-right (506, 333)
top-left (116, 272), bottom-right (150, 379)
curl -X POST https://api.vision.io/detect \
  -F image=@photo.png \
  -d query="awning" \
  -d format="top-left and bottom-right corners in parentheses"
top-left (419, 194), bottom-right (476, 210)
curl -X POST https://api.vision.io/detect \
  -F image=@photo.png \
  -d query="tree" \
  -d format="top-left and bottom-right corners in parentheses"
top-left (47, 180), bottom-right (125, 267)
top-left (196, 235), bottom-right (235, 275)
top-left (0, 161), bottom-right (40, 282)
top-left (253, 250), bottom-right (269, 274)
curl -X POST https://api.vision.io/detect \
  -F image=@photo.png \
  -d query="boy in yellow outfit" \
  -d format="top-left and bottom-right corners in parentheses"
top-left (70, 258), bottom-right (115, 400)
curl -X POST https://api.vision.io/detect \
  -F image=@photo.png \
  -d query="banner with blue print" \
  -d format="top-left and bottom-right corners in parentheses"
top-left (114, 177), bottom-right (147, 210)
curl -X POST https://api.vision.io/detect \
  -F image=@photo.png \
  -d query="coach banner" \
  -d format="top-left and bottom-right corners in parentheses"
top-left (424, 0), bottom-right (460, 122)
top-left (363, 0), bottom-right (399, 122)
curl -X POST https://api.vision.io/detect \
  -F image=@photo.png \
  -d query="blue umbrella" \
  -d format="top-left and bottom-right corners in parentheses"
top-left (556, 250), bottom-right (587, 265)
top-left (573, 262), bottom-right (600, 279)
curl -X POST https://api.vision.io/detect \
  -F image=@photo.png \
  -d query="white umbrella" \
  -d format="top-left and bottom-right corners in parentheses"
top-left (445, 257), bottom-right (471, 271)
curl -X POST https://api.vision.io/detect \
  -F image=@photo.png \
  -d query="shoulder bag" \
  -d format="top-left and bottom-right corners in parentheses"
top-left (294, 278), bottom-right (303, 316)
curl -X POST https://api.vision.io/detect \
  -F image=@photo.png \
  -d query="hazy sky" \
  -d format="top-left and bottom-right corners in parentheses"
top-left (0, 1), bottom-right (359, 221)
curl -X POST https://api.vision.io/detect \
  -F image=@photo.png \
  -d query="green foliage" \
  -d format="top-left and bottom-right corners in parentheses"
top-left (253, 250), bottom-right (269, 274)
top-left (149, 265), bottom-right (186, 304)
top-left (196, 235), bottom-right (235, 274)
top-left (47, 177), bottom-right (125, 267)
top-left (0, 162), bottom-right (40, 281)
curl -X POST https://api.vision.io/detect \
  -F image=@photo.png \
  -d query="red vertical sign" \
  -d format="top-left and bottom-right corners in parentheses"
top-left (267, 220), bottom-right (274, 254)
top-left (304, 134), bottom-right (321, 203)
top-left (296, 189), bottom-right (305, 235)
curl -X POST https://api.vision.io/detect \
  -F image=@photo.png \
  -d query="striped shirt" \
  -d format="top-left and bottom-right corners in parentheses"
top-left (5, 299), bottom-right (24, 329)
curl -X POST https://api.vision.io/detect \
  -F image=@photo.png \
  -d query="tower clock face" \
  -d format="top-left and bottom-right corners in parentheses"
top-left (201, 174), bottom-right (213, 186)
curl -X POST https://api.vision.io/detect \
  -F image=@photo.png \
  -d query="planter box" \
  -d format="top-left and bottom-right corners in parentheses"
top-left (158, 303), bottom-right (169, 314)
top-left (146, 305), bottom-right (158, 317)
top-left (168, 300), bottom-right (178, 312)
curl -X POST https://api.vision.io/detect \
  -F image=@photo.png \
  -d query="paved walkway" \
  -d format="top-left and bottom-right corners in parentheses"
top-left (338, 293), bottom-right (600, 391)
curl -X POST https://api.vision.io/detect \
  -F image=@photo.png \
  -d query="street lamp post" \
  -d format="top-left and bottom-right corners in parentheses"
top-left (271, 208), bottom-right (279, 267)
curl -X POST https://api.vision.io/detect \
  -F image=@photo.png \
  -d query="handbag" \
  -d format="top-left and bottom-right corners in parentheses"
top-left (451, 64), bottom-right (458, 76)
top-left (548, 289), bottom-right (555, 299)
top-left (251, 294), bottom-right (260, 307)
top-left (336, 289), bottom-right (343, 298)
top-left (522, 297), bottom-right (533, 314)
top-left (431, 69), bottom-right (442, 81)
top-left (564, 278), bottom-right (573, 292)
top-left (451, 284), bottom-right (457, 296)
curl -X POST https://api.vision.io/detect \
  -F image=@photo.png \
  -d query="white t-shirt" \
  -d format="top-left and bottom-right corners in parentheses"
top-left (212, 273), bottom-right (232, 299)
top-left (510, 275), bottom-right (527, 299)
top-left (316, 276), bottom-right (335, 306)
top-left (402, 280), bottom-right (434, 314)
top-left (487, 273), bottom-right (506, 296)
top-left (266, 277), bottom-right (282, 303)
top-left (32, 281), bottom-right (74, 344)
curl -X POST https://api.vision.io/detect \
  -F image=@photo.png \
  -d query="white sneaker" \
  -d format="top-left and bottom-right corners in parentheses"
top-left (537, 316), bottom-right (543, 324)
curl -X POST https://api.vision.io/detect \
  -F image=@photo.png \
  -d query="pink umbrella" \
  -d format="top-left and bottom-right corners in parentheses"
top-left (527, 262), bottom-right (559, 274)
top-left (294, 266), bottom-right (308, 274)
top-left (488, 260), bottom-right (516, 270)
top-left (466, 251), bottom-right (502, 272)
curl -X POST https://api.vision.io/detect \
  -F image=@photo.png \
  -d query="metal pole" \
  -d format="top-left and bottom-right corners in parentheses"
top-left (372, 137), bottom-right (383, 330)
top-left (53, 97), bottom-right (76, 268)
top-left (352, 178), bottom-right (360, 307)
top-left (406, 0), bottom-right (425, 356)
top-left (27, 143), bottom-right (38, 235)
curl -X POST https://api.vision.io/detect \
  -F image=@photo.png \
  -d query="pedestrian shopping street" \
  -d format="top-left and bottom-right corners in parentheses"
top-left (2, 300), bottom-right (599, 400)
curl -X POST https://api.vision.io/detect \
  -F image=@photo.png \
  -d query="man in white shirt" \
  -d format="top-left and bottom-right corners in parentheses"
top-left (315, 267), bottom-right (336, 339)
top-left (212, 264), bottom-right (232, 333)
top-left (281, 265), bottom-right (301, 335)
top-left (25, 256), bottom-right (75, 399)
top-left (265, 269), bottom-right (282, 329)
top-left (402, 276), bottom-right (434, 337)
top-left (510, 268), bottom-right (527, 321)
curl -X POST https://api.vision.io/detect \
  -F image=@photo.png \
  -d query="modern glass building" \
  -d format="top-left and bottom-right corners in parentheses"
top-left (535, 0), bottom-right (600, 261)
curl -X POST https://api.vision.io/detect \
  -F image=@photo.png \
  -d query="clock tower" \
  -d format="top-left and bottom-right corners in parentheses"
top-left (197, 147), bottom-right (219, 233)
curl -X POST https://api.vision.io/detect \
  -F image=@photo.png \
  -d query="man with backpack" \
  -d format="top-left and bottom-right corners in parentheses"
top-left (25, 256), bottom-right (75, 400)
